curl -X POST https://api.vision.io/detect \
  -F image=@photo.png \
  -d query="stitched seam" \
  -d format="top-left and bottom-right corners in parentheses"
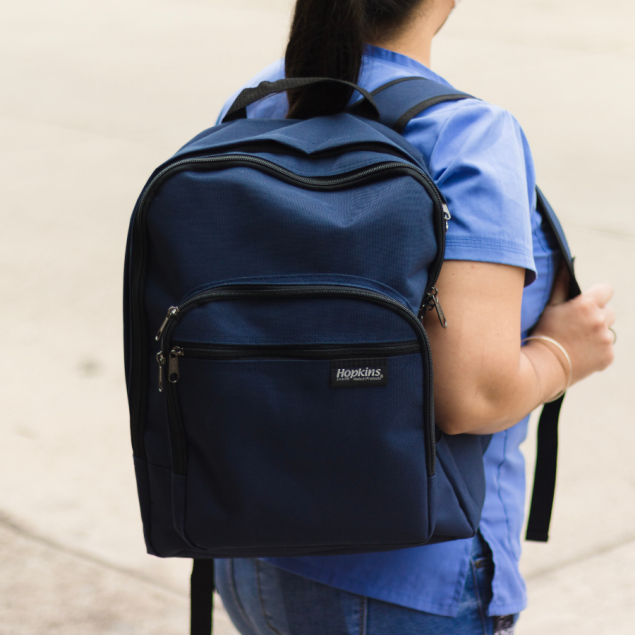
top-left (470, 557), bottom-right (489, 635)
top-left (362, 49), bottom-right (450, 87)
top-left (494, 431), bottom-right (517, 562)
top-left (256, 560), bottom-right (285, 635)
top-left (445, 237), bottom-right (535, 258)
top-left (360, 596), bottom-right (368, 635)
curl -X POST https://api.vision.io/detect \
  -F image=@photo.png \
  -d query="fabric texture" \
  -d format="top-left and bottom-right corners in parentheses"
top-left (215, 535), bottom-right (518, 635)
top-left (217, 45), bottom-right (561, 617)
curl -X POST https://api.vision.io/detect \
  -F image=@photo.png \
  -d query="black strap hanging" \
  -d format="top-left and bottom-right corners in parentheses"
top-left (524, 189), bottom-right (581, 542)
top-left (191, 559), bottom-right (215, 635)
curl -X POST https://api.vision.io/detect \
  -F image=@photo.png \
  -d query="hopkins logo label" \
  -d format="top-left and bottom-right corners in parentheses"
top-left (330, 359), bottom-right (388, 388)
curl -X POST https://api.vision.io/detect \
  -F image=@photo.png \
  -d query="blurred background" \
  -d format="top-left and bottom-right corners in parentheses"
top-left (1, 0), bottom-right (633, 633)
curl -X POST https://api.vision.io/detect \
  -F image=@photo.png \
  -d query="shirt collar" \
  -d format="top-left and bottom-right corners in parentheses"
top-left (362, 44), bottom-right (454, 89)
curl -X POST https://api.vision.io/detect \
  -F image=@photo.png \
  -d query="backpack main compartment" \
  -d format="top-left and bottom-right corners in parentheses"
top-left (124, 113), bottom-right (487, 558)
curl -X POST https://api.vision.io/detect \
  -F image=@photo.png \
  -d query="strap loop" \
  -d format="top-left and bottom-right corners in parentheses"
top-left (222, 78), bottom-right (380, 123)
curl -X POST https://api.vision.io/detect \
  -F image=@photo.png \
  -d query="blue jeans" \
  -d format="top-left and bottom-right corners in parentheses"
top-left (215, 535), bottom-right (518, 635)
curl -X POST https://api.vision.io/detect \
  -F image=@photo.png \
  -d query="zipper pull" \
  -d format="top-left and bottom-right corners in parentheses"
top-left (155, 306), bottom-right (180, 342)
top-left (442, 204), bottom-right (452, 232)
top-left (168, 347), bottom-right (184, 384)
top-left (156, 352), bottom-right (166, 392)
top-left (422, 287), bottom-right (448, 329)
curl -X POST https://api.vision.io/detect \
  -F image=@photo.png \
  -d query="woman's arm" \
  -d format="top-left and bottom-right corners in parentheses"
top-left (424, 260), bottom-right (615, 435)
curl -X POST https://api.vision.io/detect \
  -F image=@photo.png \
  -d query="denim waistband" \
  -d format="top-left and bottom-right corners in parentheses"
top-left (471, 532), bottom-right (493, 561)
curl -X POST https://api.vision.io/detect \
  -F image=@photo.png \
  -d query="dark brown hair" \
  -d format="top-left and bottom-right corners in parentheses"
top-left (285, 0), bottom-right (426, 118)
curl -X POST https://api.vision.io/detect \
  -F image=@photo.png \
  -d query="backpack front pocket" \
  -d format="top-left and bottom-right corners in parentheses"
top-left (158, 282), bottom-right (436, 554)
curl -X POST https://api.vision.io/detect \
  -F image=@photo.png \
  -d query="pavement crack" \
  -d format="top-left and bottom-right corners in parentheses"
top-left (0, 510), bottom-right (188, 598)
top-left (525, 533), bottom-right (635, 580)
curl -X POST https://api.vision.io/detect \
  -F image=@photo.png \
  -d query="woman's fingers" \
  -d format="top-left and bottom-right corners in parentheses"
top-left (585, 283), bottom-right (614, 308)
top-left (548, 260), bottom-right (570, 306)
top-left (604, 305), bottom-right (616, 327)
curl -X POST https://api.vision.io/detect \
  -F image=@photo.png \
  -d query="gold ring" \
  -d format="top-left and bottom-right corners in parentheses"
top-left (609, 327), bottom-right (617, 345)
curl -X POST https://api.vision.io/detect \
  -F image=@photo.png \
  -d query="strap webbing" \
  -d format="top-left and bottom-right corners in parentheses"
top-left (191, 559), bottom-right (215, 635)
top-left (223, 77), bottom-right (380, 123)
top-left (525, 397), bottom-right (562, 541)
top-left (357, 76), bottom-right (473, 132)
top-left (524, 188), bottom-right (581, 542)
top-left (369, 77), bottom-right (582, 543)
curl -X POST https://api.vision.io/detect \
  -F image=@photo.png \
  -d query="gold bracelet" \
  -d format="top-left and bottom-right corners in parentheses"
top-left (521, 335), bottom-right (572, 403)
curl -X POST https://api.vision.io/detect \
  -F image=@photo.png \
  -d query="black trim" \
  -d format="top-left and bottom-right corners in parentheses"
top-left (394, 95), bottom-right (472, 134)
top-left (223, 77), bottom-right (380, 122)
top-left (173, 340), bottom-right (420, 360)
top-left (370, 76), bottom-right (428, 97)
top-left (162, 284), bottom-right (436, 478)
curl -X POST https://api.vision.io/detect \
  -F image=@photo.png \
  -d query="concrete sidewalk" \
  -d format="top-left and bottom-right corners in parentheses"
top-left (0, 1), bottom-right (633, 632)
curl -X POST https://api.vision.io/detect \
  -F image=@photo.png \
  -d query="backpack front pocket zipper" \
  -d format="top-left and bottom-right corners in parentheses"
top-left (156, 283), bottom-right (436, 478)
top-left (166, 341), bottom-right (421, 384)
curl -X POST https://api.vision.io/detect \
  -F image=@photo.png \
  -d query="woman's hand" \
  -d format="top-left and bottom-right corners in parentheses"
top-left (530, 263), bottom-right (616, 387)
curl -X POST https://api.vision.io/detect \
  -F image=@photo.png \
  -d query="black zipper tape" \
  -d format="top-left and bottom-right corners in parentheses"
top-left (129, 151), bottom-right (446, 463)
top-left (161, 284), bottom-right (436, 478)
top-left (172, 340), bottom-right (420, 360)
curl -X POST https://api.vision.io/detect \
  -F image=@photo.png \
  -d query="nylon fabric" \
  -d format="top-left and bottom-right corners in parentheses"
top-left (126, 66), bottom-right (489, 571)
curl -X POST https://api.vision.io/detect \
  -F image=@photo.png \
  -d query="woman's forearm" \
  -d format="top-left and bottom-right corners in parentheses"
top-left (457, 341), bottom-right (567, 435)
top-left (427, 261), bottom-right (614, 437)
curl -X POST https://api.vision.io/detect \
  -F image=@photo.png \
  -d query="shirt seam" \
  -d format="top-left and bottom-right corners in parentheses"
top-left (445, 237), bottom-right (535, 259)
top-left (363, 48), bottom-right (448, 85)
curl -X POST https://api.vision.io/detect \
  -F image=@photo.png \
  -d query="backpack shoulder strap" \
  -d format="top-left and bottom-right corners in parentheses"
top-left (370, 78), bottom-right (582, 543)
top-left (366, 76), bottom-right (473, 132)
top-left (525, 189), bottom-right (581, 542)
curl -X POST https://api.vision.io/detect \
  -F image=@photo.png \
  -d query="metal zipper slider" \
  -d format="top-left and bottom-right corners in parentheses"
top-left (155, 306), bottom-right (180, 342)
top-left (168, 347), bottom-right (184, 384)
top-left (156, 352), bottom-right (166, 392)
top-left (442, 204), bottom-right (452, 232)
top-left (422, 287), bottom-right (448, 329)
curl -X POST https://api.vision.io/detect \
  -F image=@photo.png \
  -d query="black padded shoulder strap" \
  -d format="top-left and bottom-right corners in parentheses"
top-left (353, 76), bottom-right (473, 132)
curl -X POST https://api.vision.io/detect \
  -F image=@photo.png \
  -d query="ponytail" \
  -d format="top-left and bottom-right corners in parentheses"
top-left (285, 0), bottom-right (426, 119)
top-left (285, 0), bottom-right (364, 119)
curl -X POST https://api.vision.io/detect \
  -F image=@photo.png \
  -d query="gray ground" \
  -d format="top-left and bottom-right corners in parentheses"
top-left (1, 0), bottom-right (633, 633)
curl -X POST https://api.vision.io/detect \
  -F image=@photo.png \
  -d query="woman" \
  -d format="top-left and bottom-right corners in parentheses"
top-left (214, 0), bottom-right (616, 633)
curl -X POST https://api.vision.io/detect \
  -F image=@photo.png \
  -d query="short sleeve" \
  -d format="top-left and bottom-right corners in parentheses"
top-left (409, 101), bottom-right (537, 285)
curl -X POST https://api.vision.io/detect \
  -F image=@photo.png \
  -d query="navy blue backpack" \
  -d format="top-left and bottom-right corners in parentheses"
top-left (124, 77), bottom-right (580, 633)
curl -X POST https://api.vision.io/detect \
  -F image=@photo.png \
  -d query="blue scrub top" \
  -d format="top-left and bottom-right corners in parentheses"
top-left (218, 45), bottom-right (560, 618)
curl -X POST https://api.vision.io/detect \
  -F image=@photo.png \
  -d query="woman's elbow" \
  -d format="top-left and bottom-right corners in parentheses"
top-left (434, 395), bottom-right (503, 435)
